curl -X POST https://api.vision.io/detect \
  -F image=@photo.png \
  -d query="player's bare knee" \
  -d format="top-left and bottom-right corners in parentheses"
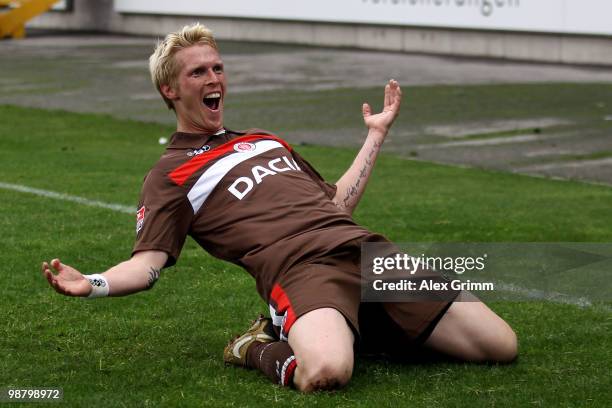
top-left (495, 327), bottom-right (518, 363)
top-left (482, 324), bottom-right (518, 363)
top-left (296, 356), bottom-right (353, 392)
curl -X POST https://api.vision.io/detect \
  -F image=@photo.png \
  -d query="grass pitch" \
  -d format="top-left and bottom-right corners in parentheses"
top-left (0, 103), bottom-right (611, 407)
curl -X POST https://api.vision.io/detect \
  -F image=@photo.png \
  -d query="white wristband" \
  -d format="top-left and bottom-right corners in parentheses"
top-left (84, 274), bottom-right (110, 298)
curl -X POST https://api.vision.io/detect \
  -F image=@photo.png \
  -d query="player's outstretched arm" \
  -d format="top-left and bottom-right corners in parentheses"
top-left (42, 250), bottom-right (168, 298)
top-left (333, 79), bottom-right (402, 214)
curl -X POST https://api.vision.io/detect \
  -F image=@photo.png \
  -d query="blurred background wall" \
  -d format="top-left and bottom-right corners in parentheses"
top-left (28, 0), bottom-right (612, 66)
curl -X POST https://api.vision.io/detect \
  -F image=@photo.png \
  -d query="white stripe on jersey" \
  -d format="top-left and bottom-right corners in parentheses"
top-left (187, 140), bottom-right (285, 213)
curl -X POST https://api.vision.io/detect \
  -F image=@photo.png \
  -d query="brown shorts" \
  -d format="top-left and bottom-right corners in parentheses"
top-left (268, 234), bottom-right (458, 352)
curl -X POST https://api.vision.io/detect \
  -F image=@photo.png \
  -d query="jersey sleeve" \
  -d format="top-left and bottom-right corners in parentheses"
top-left (132, 169), bottom-right (193, 268)
top-left (291, 149), bottom-right (338, 200)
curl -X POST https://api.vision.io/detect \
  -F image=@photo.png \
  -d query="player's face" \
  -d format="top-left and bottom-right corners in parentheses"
top-left (170, 44), bottom-right (227, 133)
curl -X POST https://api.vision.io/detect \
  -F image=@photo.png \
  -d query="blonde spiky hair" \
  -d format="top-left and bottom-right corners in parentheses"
top-left (149, 23), bottom-right (218, 110)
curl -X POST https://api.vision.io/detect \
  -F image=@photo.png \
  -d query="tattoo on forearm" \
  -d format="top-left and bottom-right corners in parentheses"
top-left (342, 164), bottom-right (366, 208)
top-left (146, 267), bottom-right (160, 289)
top-left (369, 140), bottom-right (382, 157)
top-left (359, 164), bottom-right (367, 178)
top-left (339, 141), bottom-right (382, 210)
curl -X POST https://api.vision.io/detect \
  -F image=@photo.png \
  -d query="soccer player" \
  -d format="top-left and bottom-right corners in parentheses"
top-left (42, 23), bottom-right (517, 392)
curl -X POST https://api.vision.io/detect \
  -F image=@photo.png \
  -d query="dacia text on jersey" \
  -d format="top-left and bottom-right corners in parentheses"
top-left (228, 156), bottom-right (302, 199)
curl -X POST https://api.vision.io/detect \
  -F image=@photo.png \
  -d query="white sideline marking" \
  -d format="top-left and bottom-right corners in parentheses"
top-left (1, 180), bottom-right (609, 312)
top-left (495, 281), bottom-right (611, 312)
top-left (0, 181), bottom-right (133, 214)
top-left (495, 282), bottom-right (588, 307)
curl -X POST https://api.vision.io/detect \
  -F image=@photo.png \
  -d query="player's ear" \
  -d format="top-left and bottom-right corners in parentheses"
top-left (161, 83), bottom-right (179, 101)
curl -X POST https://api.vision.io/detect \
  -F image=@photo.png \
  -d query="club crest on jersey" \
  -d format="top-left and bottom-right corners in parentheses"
top-left (136, 206), bottom-right (146, 234)
top-left (234, 142), bottom-right (256, 152)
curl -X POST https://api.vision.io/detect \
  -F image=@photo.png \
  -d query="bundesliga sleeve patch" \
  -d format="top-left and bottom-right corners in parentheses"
top-left (136, 206), bottom-right (146, 234)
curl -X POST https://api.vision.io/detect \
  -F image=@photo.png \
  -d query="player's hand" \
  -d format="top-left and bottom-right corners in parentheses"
top-left (42, 259), bottom-right (92, 297)
top-left (362, 79), bottom-right (402, 137)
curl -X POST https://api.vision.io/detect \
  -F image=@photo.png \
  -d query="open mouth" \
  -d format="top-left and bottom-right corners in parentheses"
top-left (203, 92), bottom-right (221, 111)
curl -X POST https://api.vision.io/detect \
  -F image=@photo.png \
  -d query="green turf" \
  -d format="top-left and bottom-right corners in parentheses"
top-left (0, 105), bottom-right (611, 407)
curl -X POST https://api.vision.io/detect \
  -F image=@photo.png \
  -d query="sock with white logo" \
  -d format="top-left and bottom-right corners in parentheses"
top-left (246, 341), bottom-right (297, 387)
